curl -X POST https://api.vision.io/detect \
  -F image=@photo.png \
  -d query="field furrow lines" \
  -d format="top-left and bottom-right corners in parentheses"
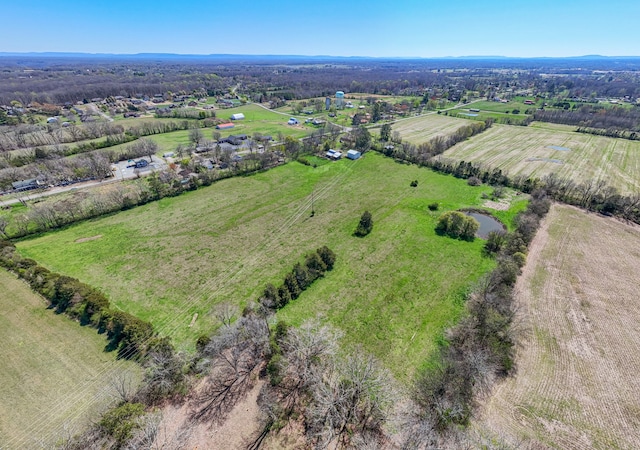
top-left (476, 204), bottom-right (640, 449)
top-left (444, 123), bottom-right (640, 193)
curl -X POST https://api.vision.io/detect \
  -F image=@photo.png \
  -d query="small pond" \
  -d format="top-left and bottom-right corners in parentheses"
top-left (464, 212), bottom-right (506, 239)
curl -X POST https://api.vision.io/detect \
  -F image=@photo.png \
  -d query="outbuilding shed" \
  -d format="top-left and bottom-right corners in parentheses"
top-left (346, 150), bottom-right (361, 160)
top-left (326, 149), bottom-right (342, 160)
top-left (230, 113), bottom-right (245, 120)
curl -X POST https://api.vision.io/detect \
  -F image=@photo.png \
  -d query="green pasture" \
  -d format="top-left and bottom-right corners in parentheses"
top-left (16, 153), bottom-right (524, 379)
top-left (0, 269), bottom-right (140, 449)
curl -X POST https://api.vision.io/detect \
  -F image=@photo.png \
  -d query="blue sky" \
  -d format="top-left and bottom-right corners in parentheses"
top-left (1, 0), bottom-right (638, 57)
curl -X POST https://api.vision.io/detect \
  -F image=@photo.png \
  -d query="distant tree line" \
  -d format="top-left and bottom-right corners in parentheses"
top-left (0, 119), bottom-right (210, 172)
top-left (534, 105), bottom-right (640, 132)
top-left (575, 126), bottom-right (640, 141)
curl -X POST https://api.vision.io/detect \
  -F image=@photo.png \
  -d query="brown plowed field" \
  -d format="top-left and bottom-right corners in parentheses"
top-left (476, 204), bottom-right (640, 449)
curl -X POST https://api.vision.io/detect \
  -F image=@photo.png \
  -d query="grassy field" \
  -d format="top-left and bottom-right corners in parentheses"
top-left (383, 114), bottom-right (472, 144)
top-left (442, 122), bottom-right (640, 193)
top-left (476, 204), bottom-right (640, 449)
top-left (215, 103), bottom-right (311, 138)
top-left (0, 269), bottom-right (140, 449)
top-left (16, 153), bottom-right (525, 379)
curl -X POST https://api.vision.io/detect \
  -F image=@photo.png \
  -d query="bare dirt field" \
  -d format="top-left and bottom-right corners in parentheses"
top-left (475, 204), bottom-right (640, 449)
top-left (442, 122), bottom-right (640, 193)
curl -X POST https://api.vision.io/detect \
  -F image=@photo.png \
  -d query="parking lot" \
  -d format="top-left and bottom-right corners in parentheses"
top-left (111, 156), bottom-right (168, 180)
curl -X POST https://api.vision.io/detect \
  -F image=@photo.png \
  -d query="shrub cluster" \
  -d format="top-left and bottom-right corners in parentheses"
top-left (0, 240), bottom-right (154, 359)
top-left (354, 210), bottom-right (373, 237)
top-left (259, 246), bottom-right (336, 311)
top-left (435, 211), bottom-right (479, 241)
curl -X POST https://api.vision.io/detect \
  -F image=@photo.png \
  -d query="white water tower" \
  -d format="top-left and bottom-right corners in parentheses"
top-left (336, 91), bottom-right (345, 109)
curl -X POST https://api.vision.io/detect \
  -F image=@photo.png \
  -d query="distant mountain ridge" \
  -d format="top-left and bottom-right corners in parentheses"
top-left (1, 52), bottom-right (639, 60)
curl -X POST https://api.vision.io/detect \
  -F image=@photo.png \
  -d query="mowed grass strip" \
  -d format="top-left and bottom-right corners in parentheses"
top-left (442, 122), bottom-right (640, 193)
top-left (0, 269), bottom-right (140, 449)
top-left (17, 153), bottom-right (512, 378)
top-left (388, 114), bottom-right (473, 145)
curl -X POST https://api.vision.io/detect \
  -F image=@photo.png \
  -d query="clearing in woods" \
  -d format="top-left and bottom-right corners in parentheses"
top-left (442, 122), bottom-right (640, 193)
top-left (476, 204), bottom-right (640, 449)
top-left (0, 269), bottom-right (140, 449)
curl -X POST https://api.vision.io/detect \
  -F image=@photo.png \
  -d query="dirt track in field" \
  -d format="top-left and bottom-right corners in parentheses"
top-left (475, 204), bottom-right (640, 449)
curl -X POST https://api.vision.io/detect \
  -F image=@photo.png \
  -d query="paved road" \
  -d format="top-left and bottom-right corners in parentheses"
top-left (87, 103), bottom-right (114, 122)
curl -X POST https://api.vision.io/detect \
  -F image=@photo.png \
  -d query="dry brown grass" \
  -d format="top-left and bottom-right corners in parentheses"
top-left (475, 204), bottom-right (640, 449)
top-left (391, 114), bottom-right (471, 144)
top-left (443, 122), bottom-right (640, 193)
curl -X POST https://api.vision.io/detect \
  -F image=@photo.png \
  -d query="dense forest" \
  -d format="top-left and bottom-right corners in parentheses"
top-left (2, 55), bottom-right (640, 105)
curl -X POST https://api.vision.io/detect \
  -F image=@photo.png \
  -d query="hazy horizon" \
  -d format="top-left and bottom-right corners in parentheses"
top-left (2, 0), bottom-right (638, 58)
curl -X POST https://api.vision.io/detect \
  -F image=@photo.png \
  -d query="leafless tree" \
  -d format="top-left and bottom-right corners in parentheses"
top-left (110, 372), bottom-right (138, 404)
top-left (212, 302), bottom-right (238, 327)
top-left (307, 351), bottom-right (394, 449)
top-left (0, 216), bottom-right (8, 238)
top-left (124, 412), bottom-right (192, 450)
top-left (277, 320), bottom-right (342, 412)
top-left (189, 314), bottom-right (269, 424)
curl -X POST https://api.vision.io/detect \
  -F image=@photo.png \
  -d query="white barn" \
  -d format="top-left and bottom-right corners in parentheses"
top-left (230, 113), bottom-right (245, 120)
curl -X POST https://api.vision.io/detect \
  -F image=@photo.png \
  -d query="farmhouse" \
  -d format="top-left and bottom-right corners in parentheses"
top-left (230, 113), bottom-right (245, 120)
top-left (346, 150), bottom-right (361, 160)
top-left (218, 134), bottom-right (248, 145)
